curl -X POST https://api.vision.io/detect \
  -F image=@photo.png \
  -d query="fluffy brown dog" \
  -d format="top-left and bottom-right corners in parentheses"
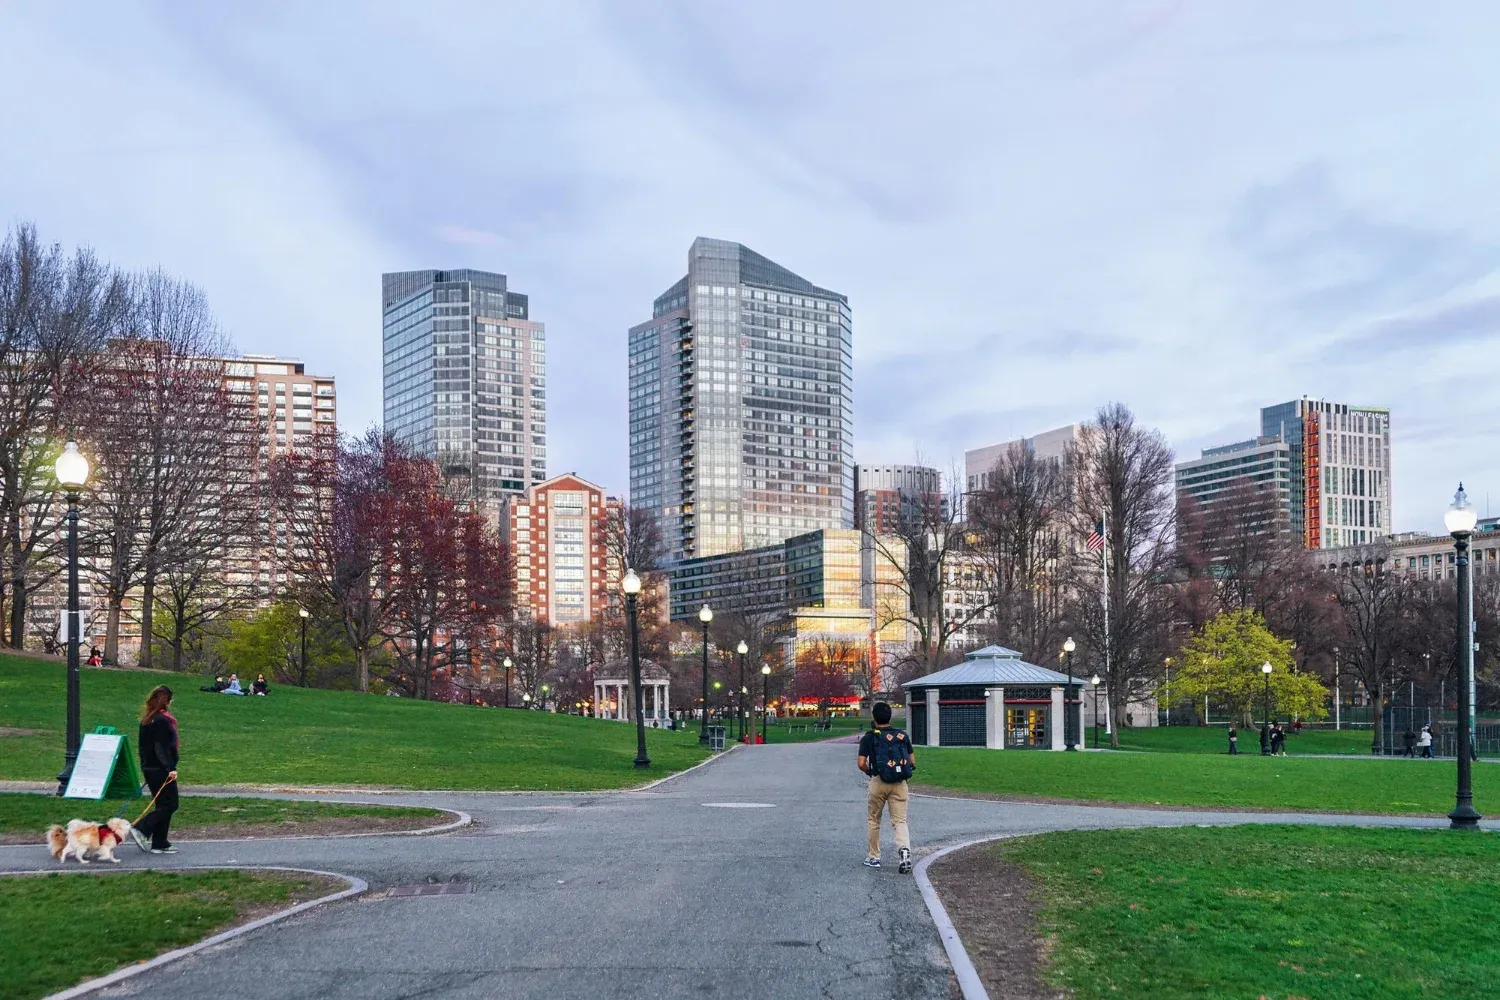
top-left (46, 818), bottom-right (134, 864)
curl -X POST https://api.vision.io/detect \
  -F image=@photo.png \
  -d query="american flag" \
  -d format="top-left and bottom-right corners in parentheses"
top-left (1086, 521), bottom-right (1105, 552)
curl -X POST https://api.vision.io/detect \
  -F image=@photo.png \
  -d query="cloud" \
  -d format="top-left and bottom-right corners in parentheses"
top-left (433, 225), bottom-right (508, 248)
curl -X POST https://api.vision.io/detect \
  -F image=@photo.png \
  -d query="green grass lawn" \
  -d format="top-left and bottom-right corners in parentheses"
top-left (986, 825), bottom-right (1500, 999)
top-left (1115, 725), bottom-right (1375, 756)
top-left (915, 746), bottom-right (1495, 815)
top-left (0, 792), bottom-right (441, 839)
top-left (762, 715), bottom-right (872, 743)
top-left (0, 869), bottom-right (338, 1000)
top-left (0, 653), bottom-right (710, 790)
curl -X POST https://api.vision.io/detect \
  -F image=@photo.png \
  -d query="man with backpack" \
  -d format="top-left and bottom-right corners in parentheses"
top-left (857, 702), bottom-right (915, 873)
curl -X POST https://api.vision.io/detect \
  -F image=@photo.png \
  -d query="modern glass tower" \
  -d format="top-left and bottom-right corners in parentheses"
top-left (628, 238), bottom-right (853, 564)
top-left (382, 269), bottom-right (546, 505)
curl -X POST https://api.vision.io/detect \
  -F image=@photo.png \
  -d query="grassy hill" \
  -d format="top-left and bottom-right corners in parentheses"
top-left (0, 653), bottom-right (709, 791)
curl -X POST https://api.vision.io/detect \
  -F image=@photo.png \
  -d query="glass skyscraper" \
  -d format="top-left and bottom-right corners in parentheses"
top-left (629, 238), bottom-right (853, 564)
top-left (382, 269), bottom-right (546, 504)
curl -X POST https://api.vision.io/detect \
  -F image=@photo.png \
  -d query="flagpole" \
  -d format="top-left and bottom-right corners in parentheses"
top-left (1101, 506), bottom-right (1111, 736)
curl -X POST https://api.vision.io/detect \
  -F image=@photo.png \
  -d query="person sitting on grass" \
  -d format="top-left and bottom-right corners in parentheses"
top-left (221, 673), bottom-right (244, 695)
top-left (250, 673), bottom-right (269, 696)
top-left (199, 675), bottom-right (226, 693)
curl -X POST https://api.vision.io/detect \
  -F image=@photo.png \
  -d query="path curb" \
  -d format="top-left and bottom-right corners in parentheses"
top-left (913, 835), bottom-right (1018, 1000)
top-left (632, 743), bottom-right (740, 792)
top-left (0, 865), bottom-right (368, 999)
top-left (185, 807), bottom-right (472, 843)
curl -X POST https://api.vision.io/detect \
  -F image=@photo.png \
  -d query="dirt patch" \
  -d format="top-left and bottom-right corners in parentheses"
top-left (228, 870), bottom-right (348, 923)
top-left (0, 811), bottom-right (451, 845)
top-left (0, 727), bottom-right (49, 737)
top-left (928, 844), bottom-right (1067, 1000)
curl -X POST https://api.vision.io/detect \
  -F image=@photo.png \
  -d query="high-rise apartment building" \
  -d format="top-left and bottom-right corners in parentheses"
top-left (382, 269), bottom-right (545, 506)
top-left (853, 463), bottom-right (941, 533)
top-left (500, 474), bottom-right (623, 628)
top-left (628, 238), bottom-right (853, 564)
top-left (1174, 436), bottom-right (1293, 543)
top-left (1261, 398), bottom-right (1391, 549)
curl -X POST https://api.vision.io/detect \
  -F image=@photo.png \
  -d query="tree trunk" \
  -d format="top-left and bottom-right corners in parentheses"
top-left (7, 521), bottom-right (24, 649)
top-left (138, 562), bottom-right (155, 670)
top-left (1372, 676), bottom-right (1385, 754)
top-left (105, 599), bottom-right (122, 665)
top-left (1109, 688), bottom-right (1126, 748)
top-left (357, 646), bottom-right (368, 694)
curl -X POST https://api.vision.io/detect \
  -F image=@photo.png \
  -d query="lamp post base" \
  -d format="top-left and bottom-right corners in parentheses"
top-left (56, 755), bottom-right (77, 797)
top-left (633, 755), bottom-right (652, 769)
top-left (1449, 804), bottom-right (1483, 830)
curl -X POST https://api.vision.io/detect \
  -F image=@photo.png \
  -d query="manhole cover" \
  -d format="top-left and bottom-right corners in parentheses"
top-left (384, 882), bottom-right (474, 897)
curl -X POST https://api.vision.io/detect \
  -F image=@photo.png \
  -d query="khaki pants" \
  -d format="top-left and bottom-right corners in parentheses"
top-left (866, 776), bottom-right (911, 857)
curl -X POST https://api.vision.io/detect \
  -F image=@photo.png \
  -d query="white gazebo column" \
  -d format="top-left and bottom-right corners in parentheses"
top-left (594, 682), bottom-right (602, 718)
top-left (925, 688), bottom-right (941, 747)
top-left (619, 683), bottom-right (627, 721)
top-left (985, 687), bottom-right (1005, 750)
top-left (662, 682), bottom-right (670, 721)
top-left (1050, 686), bottom-right (1065, 750)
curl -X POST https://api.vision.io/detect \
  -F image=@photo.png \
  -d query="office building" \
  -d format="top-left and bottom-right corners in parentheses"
top-left (501, 474), bottom-right (623, 628)
top-left (628, 238), bottom-right (853, 564)
top-left (965, 424), bottom-right (1080, 493)
top-left (1319, 518), bottom-right (1500, 581)
top-left (1174, 436), bottom-right (1293, 551)
top-left (854, 463), bottom-right (940, 533)
top-left (1260, 398), bottom-right (1391, 549)
top-left (382, 269), bottom-right (545, 506)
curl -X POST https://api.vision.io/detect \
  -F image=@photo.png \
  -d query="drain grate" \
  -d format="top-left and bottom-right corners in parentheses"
top-left (384, 882), bottom-right (474, 897)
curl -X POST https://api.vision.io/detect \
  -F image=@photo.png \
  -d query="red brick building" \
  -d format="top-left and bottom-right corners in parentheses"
top-left (501, 474), bottom-right (623, 627)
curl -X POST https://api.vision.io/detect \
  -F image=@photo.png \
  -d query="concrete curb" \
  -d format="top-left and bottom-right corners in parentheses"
top-left (631, 743), bottom-right (740, 792)
top-left (913, 835), bottom-right (1016, 1000)
top-left (184, 807), bottom-right (473, 843)
top-left (0, 865), bottom-right (368, 999)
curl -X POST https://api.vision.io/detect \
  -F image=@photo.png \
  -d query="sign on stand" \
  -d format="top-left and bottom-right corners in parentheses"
top-left (63, 727), bottom-right (143, 800)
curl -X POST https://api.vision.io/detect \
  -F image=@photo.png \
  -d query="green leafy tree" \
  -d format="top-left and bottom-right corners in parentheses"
top-left (1167, 609), bottom-right (1329, 725)
top-left (218, 602), bottom-right (347, 688)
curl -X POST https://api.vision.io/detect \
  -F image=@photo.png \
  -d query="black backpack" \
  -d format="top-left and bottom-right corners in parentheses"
top-left (871, 727), bottom-right (914, 783)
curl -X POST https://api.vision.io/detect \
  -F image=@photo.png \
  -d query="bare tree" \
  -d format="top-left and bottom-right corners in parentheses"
top-left (967, 440), bottom-right (1072, 663)
top-left (1069, 402), bottom-right (1177, 745)
top-left (0, 224), bottom-right (124, 648)
top-left (1330, 548), bottom-right (1412, 752)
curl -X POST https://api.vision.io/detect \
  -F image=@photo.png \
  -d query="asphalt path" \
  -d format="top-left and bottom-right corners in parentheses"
top-left (4, 741), bottom-right (1494, 999)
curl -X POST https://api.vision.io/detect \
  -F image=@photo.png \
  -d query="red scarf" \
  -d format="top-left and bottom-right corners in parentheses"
top-left (158, 709), bottom-right (179, 749)
top-left (96, 824), bottom-right (120, 846)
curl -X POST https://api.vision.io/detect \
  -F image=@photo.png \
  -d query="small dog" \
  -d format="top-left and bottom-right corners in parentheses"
top-left (46, 818), bottom-right (135, 864)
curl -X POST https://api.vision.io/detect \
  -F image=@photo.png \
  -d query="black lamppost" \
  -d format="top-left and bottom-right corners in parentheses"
top-left (698, 605), bottom-right (713, 744)
top-left (1261, 661), bottom-right (1273, 752)
top-left (1091, 674), bottom-right (1102, 749)
top-left (503, 655), bottom-right (513, 709)
top-left (298, 607), bottom-right (309, 684)
top-left (1445, 485), bottom-right (1482, 829)
top-left (1061, 637), bottom-right (1077, 750)
top-left (736, 640), bottom-right (748, 741)
top-left (623, 569), bottom-right (650, 768)
top-left (761, 663), bottom-right (772, 743)
top-left (54, 441), bottom-right (89, 796)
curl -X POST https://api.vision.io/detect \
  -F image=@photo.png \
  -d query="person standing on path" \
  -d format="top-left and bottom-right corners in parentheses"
top-left (1419, 725), bottom-right (1434, 758)
top-left (130, 685), bottom-right (180, 855)
top-left (857, 702), bottom-right (915, 874)
top-left (1270, 724), bottom-right (1287, 757)
top-left (1402, 728), bottom-right (1417, 758)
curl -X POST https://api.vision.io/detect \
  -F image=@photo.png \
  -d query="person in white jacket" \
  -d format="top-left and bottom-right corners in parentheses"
top-left (1418, 725), bottom-right (1434, 759)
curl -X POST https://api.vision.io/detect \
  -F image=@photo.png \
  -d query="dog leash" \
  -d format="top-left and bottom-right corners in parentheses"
top-left (129, 775), bottom-right (177, 827)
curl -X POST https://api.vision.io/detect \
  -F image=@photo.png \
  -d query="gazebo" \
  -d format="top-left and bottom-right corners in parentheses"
top-left (903, 645), bottom-right (1084, 750)
top-left (594, 658), bottom-right (672, 727)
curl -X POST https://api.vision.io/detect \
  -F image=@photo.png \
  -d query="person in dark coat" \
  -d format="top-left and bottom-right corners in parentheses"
top-left (1227, 727), bottom-right (1239, 755)
top-left (250, 674), bottom-right (269, 696)
top-left (1270, 724), bottom-right (1287, 756)
top-left (1402, 728), bottom-right (1417, 758)
top-left (131, 685), bottom-right (180, 854)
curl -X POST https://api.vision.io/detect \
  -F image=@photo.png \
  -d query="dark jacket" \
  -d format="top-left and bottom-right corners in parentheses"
top-left (139, 714), bottom-right (179, 773)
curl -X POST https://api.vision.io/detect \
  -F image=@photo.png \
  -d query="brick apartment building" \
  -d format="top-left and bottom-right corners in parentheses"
top-left (501, 473), bottom-right (623, 628)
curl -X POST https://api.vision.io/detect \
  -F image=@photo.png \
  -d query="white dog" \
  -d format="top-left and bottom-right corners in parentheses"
top-left (46, 818), bottom-right (134, 864)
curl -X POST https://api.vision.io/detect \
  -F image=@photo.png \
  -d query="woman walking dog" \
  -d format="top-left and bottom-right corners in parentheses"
top-left (130, 685), bottom-right (180, 854)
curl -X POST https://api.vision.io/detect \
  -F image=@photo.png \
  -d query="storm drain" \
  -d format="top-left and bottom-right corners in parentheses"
top-left (381, 882), bottom-right (474, 898)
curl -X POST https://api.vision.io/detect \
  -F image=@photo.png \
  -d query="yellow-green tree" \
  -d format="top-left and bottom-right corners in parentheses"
top-left (1167, 610), bottom-right (1328, 725)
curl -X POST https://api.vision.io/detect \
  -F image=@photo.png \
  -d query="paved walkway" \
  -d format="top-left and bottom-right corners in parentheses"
top-left (3, 742), bottom-right (1493, 999)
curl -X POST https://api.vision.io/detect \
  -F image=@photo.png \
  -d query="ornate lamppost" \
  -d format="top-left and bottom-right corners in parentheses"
top-left (623, 569), bottom-right (650, 768)
top-left (1061, 637), bottom-right (1077, 750)
top-left (54, 441), bottom-right (89, 796)
top-left (503, 655), bottom-right (513, 709)
top-left (1090, 674), bottom-right (1102, 749)
top-left (698, 605), bottom-right (713, 744)
top-left (298, 607), bottom-right (309, 683)
top-left (736, 640), bottom-right (749, 741)
top-left (1445, 485), bottom-right (1482, 829)
top-left (1261, 661), bottom-right (1273, 753)
top-left (761, 663), bottom-right (772, 743)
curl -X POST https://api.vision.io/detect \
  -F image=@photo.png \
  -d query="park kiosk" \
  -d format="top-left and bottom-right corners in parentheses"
top-left (903, 645), bottom-right (1085, 750)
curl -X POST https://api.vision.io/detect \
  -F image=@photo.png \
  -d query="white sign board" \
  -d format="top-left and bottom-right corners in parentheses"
top-left (63, 733), bottom-right (123, 800)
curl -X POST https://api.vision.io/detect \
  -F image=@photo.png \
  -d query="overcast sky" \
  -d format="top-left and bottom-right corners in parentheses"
top-left (4, 1), bottom-right (1497, 532)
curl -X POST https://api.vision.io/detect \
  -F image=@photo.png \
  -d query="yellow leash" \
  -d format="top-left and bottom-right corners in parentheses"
top-left (130, 775), bottom-right (177, 827)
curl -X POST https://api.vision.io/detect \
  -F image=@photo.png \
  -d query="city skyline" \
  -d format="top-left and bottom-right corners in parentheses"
top-left (4, 3), bottom-right (1497, 532)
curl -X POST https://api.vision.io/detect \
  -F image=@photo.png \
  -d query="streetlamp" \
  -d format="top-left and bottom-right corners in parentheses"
top-left (623, 569), bottom-right (650, 768)
top-left (1261, 662), bottom-right (1273, 753)
top-left (1164, 656), bottom-right (1172, 726)
top-left (1091, 674), bottom-right (1101, 749)
top-left (698, 605), bottom-right (713, 745)
top-left (1445, 484), bottom-right (1482, 830)
top-left (761, 663), bottom-right (772, 743)
top-left (736, 640), bottom-right (749, 741)
top-left (503, 656), bottom-right (513, 709)
top-left (1061, 637), bottom-right (1077, 751)
top-left (522, 692), bottom-right (532, 708)
top-left (540, 683), bottom-right (550, 712)
top-left (54, 441), bottom-right (89, 796)
top-left (298, 607), bottom-right (310, 684)
top-left (712, 680), bottom-right (723, 722)
top-left (1332, 645), bottom-right (1341, 731)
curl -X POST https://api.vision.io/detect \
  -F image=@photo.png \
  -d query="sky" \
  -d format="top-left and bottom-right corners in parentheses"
top-left (3, 1), bottom-right (1498, 533)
